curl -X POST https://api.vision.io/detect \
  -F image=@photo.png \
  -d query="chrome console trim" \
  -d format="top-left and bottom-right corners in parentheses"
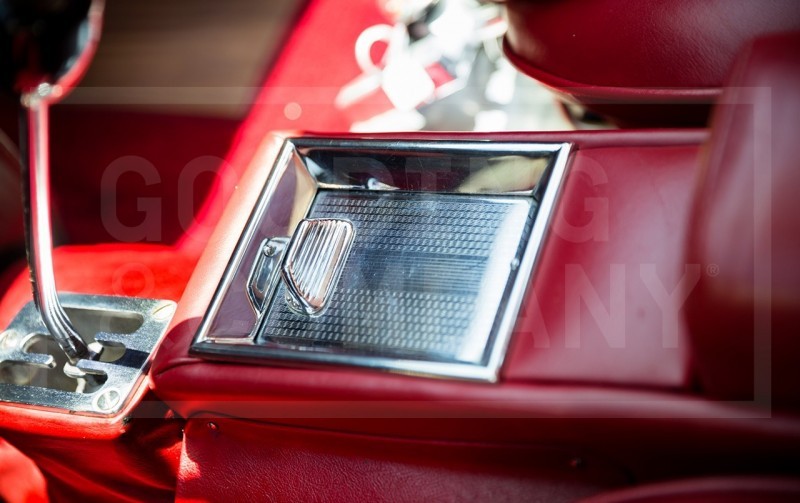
top-left (191, 138), bottom-right (572, 382)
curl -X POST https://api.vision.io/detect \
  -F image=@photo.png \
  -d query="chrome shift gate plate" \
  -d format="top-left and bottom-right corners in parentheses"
top-left (192, 138), bottom-right (572, 381)
top-left (0, 294), bottom-right (175, 415)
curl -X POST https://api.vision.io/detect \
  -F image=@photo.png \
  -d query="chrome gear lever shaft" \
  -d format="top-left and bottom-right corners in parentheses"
top-left (2, 0), bottom-right (106, 365)
top-left (20, 87), bottom-right (93, 364)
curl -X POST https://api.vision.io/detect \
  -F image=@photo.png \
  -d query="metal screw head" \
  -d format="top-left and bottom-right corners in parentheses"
top-left (207, 421), bottom-right (219, 431)
top-left (94, 388), bottom-right (122, 413)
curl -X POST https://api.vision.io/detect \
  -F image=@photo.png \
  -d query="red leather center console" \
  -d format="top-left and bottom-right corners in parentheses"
top-left (148, 128), bottom-right (800, 492)
top-left (151, 130), bottom-right (706, 411)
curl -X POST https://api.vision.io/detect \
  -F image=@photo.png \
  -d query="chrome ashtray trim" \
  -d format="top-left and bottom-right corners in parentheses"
top-left (191, 138), bottom-right (572, 382)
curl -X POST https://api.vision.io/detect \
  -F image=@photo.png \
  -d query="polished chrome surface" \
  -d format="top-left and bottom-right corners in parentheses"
top-left (21, 94), bottom-right (93, 365)
top-left (247, 237), bottom-right (290, 314)
top-left (7, 0), bottom-right (106, 365)
top-left (300, 139), bottom-right (558, 194)
top-left (0, 294), bottom-right (175, 415)
top-left (281, 218), bottom-right (355, 316)
top-left (191, 138), bottom-right (572, 381)
top-left (260, 191), bottom-right (530, 368)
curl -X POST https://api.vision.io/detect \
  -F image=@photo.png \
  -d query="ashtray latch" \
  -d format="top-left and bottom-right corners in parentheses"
top-left (281, 218), bottom-right (355, 316)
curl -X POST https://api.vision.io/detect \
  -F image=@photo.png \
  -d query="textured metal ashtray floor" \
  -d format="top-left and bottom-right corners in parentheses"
top-left (257, 190), bottom-right (533, 365)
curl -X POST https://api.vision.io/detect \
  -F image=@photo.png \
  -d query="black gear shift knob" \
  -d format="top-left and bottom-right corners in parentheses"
top-left (1, 0), bottom-right (100, 97)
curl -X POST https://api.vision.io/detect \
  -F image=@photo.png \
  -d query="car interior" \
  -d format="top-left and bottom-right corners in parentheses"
top-left (0, 0), bottom-right (799, 501)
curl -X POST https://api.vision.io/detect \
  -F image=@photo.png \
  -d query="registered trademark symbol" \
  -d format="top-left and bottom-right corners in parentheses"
top-left (706, 264), bottom-right (720, 276)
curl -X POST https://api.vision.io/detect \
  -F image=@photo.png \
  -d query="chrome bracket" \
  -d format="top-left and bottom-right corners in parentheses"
top-left (247, 237), bottom-right (289, 313)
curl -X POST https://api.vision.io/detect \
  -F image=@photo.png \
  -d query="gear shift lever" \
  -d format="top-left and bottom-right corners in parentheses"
top-left (1, 0), bottom-right (105, 365)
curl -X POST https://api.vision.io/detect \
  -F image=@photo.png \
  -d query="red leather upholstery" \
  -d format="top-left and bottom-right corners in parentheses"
top-left (1, 0), bottom-right (799, 498)
top-left (1, 399), bottom-right (183, 503)
top-left (150, 131), bottom-right (800, 483)
top-left (685, 33), bottom-right (800, 407)
top-left (506, 144), bottom-right (698, 386)
top-left (580, 477), bottom-right (800, 503)
top-left (176, 417), bottom-right (626, 502)
top-left (503, 0), bottom-right (800, 126)
top-left (0, 438), bottom-right (47, 503)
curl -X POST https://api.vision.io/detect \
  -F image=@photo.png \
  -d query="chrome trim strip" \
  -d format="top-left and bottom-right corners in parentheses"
top-left (485, 142), bottom-right (572, 378)
top-left (191, 339), bottom-right (497, 381)
top-left (289, 138), bottom-right (563, 154)
top-left (192, 141), bottom-right (297, 345)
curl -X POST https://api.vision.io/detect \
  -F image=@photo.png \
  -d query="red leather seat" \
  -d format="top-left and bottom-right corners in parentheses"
top-left (685, 32), bottom-right (800, 407)
top-left (503, 0), bottom-right (800, 126)
top-left (0, 438), bottom-right (47, 503)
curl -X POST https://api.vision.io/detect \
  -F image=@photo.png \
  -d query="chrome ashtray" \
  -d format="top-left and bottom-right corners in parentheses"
top-left (191, 138), bottom-right (571, 381)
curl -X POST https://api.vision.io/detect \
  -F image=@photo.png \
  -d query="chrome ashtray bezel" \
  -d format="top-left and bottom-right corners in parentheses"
top-left (190, 137), bottom-right (572, 381)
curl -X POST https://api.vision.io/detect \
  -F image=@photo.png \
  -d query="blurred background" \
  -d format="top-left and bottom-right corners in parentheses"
top-left (69, 0), bottom-right (303, 118)
top-left (65, 0), bottom-right (594, 131)
top-left (0, 0), bottom-right (601, 266)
